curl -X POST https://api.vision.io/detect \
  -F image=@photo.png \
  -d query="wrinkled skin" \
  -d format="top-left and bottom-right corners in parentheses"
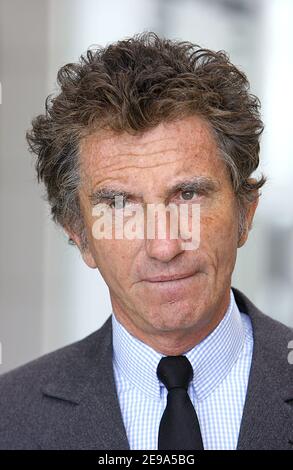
top-left (67, 115), bottom-right (258, 355)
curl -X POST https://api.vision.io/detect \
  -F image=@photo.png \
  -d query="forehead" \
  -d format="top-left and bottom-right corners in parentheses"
top-left (79, 115), bottom-right (224, 189)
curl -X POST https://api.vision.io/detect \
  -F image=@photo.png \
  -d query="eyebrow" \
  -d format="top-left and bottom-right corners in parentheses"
top-left (89, 176), bottom-right (219, 206)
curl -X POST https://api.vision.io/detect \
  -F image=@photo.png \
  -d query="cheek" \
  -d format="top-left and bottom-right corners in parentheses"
top-left (91, 239), bottom-right (138, 286)
top-left (200, 207), bottom-right (239, 258)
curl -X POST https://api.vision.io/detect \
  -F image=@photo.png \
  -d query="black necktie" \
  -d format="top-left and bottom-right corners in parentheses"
top-left (157, 355), bottom-right (204, 450)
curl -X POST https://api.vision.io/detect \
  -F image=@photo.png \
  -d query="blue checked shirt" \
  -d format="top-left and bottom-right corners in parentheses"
top-left (112, 289), bottom-right (254, 450)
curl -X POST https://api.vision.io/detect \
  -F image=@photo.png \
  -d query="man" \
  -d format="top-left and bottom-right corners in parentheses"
top-left (0, 32), bottom-right (292, 450)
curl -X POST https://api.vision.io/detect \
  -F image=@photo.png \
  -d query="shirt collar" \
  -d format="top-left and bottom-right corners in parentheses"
top-left (112, 289), bottom-right (245, 401)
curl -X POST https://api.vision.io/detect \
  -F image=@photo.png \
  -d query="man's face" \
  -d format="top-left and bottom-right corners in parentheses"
top-left (75, 115), bottom-right (256, 354)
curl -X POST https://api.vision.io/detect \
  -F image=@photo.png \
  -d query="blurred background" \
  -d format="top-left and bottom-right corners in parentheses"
top-left (0, 0), bottom-right (292, 373)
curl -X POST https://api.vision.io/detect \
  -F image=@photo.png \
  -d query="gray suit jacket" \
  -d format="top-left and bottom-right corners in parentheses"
top-left (0, 288), bottom-right (292, 450)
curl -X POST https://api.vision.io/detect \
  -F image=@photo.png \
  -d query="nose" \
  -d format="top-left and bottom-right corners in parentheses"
top-left (143, 202), bottom-right (185, 262)
top-left (145, 237), bottom-right (184, 263)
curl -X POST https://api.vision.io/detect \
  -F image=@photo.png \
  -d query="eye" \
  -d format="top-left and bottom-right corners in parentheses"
top-left (180, 190), bottom-right (197, 201)
top-left (109, 198), bottom-right (126, 209)
top-left (109, 196), bottom-right (139, 210)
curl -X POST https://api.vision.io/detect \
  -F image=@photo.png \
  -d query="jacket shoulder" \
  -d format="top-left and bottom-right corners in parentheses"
top-left (233, 287), bottom-right (293, 375)
top-left (0, 316), bottom-right (112, 449)
top-left (0, 320), bottom-right (106, 388)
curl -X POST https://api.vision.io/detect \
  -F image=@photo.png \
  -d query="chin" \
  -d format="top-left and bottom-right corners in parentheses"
top-left (144, 299), bottom-right (205, 332)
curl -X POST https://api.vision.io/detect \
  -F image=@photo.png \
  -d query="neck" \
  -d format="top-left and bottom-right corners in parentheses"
top-left (111, 290), bottom-right (231, 356)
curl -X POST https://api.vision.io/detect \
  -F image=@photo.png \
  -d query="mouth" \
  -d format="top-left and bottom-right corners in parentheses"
top-left (143, 271), bottom-right (197, 283)
top-left (141, 271), bottom-right (201, 299)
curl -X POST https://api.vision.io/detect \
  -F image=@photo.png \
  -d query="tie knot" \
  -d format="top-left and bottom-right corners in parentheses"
top-left (157, 355), bottom-right (193, 391)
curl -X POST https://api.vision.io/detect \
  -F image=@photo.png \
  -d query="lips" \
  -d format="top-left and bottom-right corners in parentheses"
top-left (143, 272), bottom-right (196, 282)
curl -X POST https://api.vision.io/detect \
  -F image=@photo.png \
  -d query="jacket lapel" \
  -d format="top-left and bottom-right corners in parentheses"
top-left (233, 288), bottom-right (293, 450)
top-left (39, 316), bottom-right (130, 450)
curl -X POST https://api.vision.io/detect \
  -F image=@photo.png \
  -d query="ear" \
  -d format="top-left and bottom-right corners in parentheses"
top-left (238, 192), bottom-right (259, 248)
top-left (64, 226), bottom-right (97, 269)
